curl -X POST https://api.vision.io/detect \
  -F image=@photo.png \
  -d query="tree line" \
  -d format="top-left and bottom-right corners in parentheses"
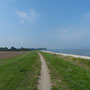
top-left (0, 47), bottom-right (47, 51)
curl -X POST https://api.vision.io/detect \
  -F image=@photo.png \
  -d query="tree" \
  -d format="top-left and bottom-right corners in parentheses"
top-left (10, 47), bottom-right (17, 51)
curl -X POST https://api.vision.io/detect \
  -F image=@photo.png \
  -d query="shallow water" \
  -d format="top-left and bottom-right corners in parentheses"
top-left (47, 49), bottom-right (90, 56)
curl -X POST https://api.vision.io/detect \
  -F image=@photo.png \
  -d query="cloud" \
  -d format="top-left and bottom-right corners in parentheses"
top-left (83, 12), bottom-right (90, 20)
top-left (20, 20), bottom-right (25, 24)
top-left (42, 27), bottom-right (90, 49)
top-left (16, 11), bottom-right (28, 19)
top-left (56, 27), bottom-right (86, 41)
top-left (16, 9), bottom-right (40, 24)
top-left (58, 27), bottom-right (72, 35)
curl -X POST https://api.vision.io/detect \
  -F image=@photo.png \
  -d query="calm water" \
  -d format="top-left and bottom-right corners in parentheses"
top-left (47, 49), bottom-right (90, 56)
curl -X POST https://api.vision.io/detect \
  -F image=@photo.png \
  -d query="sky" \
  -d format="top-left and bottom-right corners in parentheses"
top-left (0, 0), bottom-right (90, 49)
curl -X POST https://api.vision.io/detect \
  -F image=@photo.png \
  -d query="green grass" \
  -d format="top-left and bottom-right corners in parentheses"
top-left (41, 52), bottom-right (90, 90)
top-left (57, 55), bottom-right (90, 71)
top-left (0, 51), bottom-right (40, 90)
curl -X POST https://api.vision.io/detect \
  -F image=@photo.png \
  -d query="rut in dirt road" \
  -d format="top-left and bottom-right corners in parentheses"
top-left (37, 52), bottom-right (51, 90)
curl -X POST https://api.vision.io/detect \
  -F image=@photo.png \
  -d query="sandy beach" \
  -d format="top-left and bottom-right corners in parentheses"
top-left (41, 50), bottom-right (90, 60)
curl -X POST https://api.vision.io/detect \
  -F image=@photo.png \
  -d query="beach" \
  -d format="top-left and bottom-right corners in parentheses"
top-left (41, 50), bottom-right (90, 60)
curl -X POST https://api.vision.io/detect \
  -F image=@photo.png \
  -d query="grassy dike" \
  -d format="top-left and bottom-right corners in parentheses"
top-left (0, 51), bottom-right (40, 90)
top-left (41, 52), bottom-right (90, 90)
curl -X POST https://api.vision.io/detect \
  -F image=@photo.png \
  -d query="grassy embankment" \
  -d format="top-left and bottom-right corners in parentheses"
top-left (57, 55), bottom-right (90, 70)
top-left (41, 52), bottom-right (90, 90)
top-left (0, 51), bottom-right (40, 90)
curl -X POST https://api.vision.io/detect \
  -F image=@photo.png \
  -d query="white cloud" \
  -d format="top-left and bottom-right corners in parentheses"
top-left (57, 27), bottom-right (85, 40)
top-left (83, 12), bottom-right (90, 20)
top-left (43, 27), bottom-right (90, 49)
top-left (16, 9), bottom-right (40, 24)
top-left (58, 27), bottom-right (72, 35)
top-left (20, 20), bottom-right (25, 24)
top-left (16, 11), bottom-right (28, 19)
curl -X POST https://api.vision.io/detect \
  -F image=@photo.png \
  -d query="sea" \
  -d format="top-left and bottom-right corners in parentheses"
top-left (47, 49), bottom-right (90, 57)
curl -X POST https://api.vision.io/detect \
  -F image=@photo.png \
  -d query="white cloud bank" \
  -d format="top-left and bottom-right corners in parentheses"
top-left (16, 9), bottom-right (40, 24)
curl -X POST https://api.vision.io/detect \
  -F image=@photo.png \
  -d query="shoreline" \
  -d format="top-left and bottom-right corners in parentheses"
top-left (41, 50), bottom-right (90, 60)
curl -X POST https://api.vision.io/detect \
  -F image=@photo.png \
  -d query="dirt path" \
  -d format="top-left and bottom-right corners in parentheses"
top-left (37, 52), bottom-right (51, 90)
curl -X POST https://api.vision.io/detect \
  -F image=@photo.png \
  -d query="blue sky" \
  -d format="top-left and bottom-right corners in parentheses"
top-left (0, 0), bottom-right (90, 49)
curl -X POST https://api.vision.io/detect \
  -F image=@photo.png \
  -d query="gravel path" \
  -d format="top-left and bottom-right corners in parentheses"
top-left (37, 52), bottom-right (51, 90)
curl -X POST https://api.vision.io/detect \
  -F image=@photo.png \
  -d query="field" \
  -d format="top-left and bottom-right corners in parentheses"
top-left (0, 51), bottom-right (28, 60)
top-left (0, 51), bottom-right (40, 90)
top-left (41, 52), bottom-right (90, 90)
top-left (0, 51), bottom-right (90, 90)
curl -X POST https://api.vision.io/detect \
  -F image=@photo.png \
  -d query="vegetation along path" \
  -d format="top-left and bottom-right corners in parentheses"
top-left (41, 52), bottom-right (90, 90)
top-left (37, 52), bottom-right (51, 90)
top-left (0, 51), bottom-right (40, 90)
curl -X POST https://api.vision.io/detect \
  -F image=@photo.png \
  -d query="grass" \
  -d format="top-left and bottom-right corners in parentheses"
top-left (57, 55), bottom-right (90, 70)
top-left (41, 52), bottom-right (90, 90)
top-left (0, 51), bottom-right (40, 90)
